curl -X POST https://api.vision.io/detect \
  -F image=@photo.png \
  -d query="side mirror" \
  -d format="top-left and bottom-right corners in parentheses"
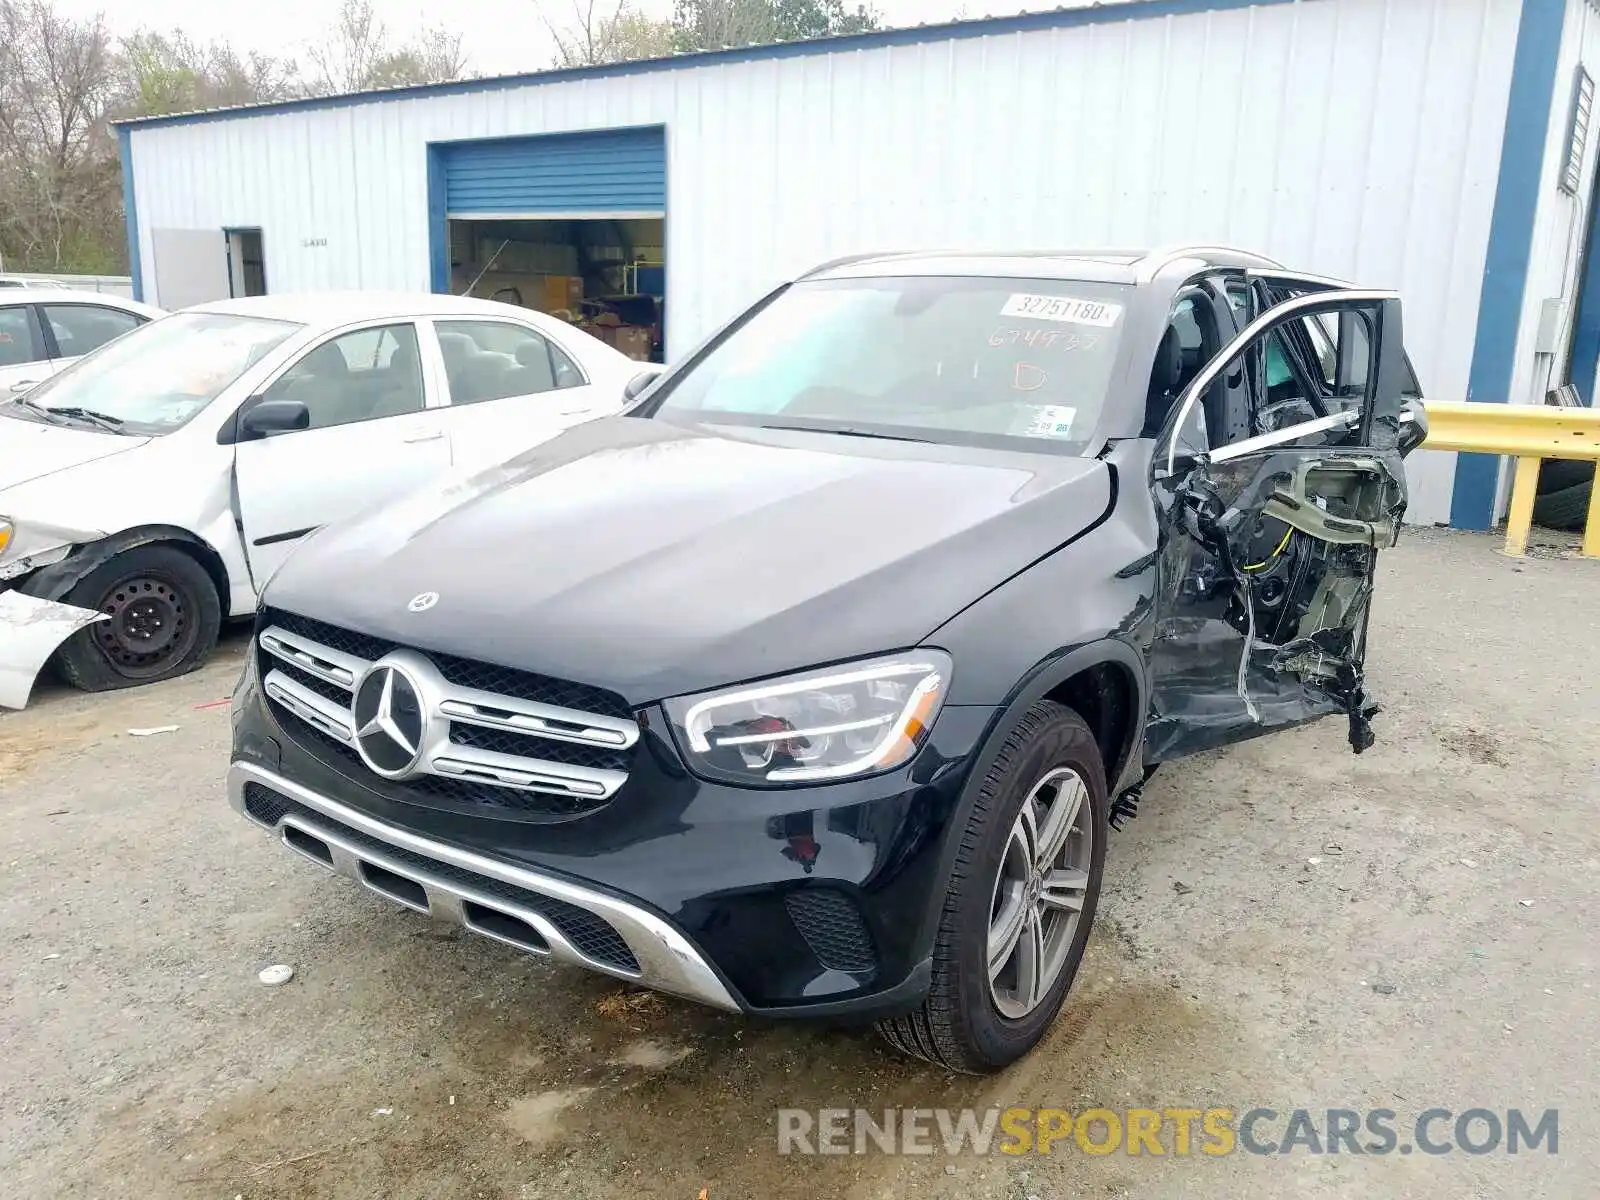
top-left (1398, 398), bottom-right (1428, 458)
top-left (239, 398), bottom-right (310, 439)
top-left (623, 370), bottom-right (659, 402)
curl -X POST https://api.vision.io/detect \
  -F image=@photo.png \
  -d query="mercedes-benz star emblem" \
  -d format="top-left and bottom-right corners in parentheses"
top-left (408, 591), bottom-right (439, 612)
top-left (352, 663), bottom-right (426, 777)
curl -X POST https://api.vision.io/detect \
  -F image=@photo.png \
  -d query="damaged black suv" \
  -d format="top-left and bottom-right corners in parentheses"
top-left (228, 247), bottom-right (1427, 1073)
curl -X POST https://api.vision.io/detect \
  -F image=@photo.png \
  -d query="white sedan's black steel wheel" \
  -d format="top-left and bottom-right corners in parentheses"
top-left (55, 545), bottom-right (223, 692)
top-left (986, 766), bottom-right (1093, 1019)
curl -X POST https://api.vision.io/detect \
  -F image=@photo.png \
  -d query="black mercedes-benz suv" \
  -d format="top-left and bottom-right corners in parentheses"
top-left (228, 246), bottom-right (1428, 1072)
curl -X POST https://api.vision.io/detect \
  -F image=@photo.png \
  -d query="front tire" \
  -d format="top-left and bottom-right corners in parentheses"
top-left (877, 701), bottom-right (1108, 1073)
top-left (54, 545), bottom-right (222, 692)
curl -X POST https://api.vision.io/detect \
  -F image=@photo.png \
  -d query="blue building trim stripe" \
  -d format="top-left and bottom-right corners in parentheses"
top-left (117, 127), bottom-right (143, 302)
top-left (113, 0), bottom-right (1296, 132)
top-left (1452, 0), bottom-right (1568, 530)
top-left (426, 144), bottom-right (448, 293)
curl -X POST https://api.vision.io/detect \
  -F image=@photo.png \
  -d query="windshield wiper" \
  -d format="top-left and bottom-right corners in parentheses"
top-left (42, 405), bottom-right (126, 433)
top-left (8, 395), bottom-right (69, 424)
top-left (759, 422), bottom-right (932, 444)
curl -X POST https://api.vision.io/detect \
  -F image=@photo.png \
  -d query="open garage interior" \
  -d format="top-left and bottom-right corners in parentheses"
top-left (447, 216), bottom-right (664, 363)
top-left (434, 126), bottom-right (668, 364)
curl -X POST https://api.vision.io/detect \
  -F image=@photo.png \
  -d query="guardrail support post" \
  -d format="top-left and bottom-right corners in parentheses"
top-left (1502, 455), bottom-right (1540, 557)
top-left (1585, 466), bottom-right (1600, 559)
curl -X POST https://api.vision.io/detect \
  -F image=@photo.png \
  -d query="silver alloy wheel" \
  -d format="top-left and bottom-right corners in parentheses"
top-left (986, 766), bottom-right (1092, 1020)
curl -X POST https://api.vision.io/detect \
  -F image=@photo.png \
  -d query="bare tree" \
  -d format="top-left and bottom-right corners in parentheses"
top-left (306, 0), bottom-right (467, 94)
top-left (0, 0), bottom-right (122, 272)
top-left (540, 0), bottom-right (675, 68)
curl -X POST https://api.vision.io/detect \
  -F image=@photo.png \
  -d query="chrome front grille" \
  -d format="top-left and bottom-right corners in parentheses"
top-left (257, 610), bottom-right (637, 822)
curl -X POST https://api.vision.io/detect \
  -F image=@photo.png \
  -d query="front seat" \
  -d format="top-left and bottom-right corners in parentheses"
top-left (295, 342), bottom-right (372, 427)
top-left (368, 340), bottom-right (423, 418)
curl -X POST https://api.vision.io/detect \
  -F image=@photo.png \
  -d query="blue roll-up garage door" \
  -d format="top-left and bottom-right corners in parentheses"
top-left (440, 127), bottom-right (666, 219)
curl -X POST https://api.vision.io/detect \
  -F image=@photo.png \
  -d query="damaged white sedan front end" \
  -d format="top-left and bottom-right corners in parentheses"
top-left (0, 514), bottom-right (89, 584)
top-left (0, 590), bottom-right (107, 709)
top-left (0, 514), bottom-right (116, 709)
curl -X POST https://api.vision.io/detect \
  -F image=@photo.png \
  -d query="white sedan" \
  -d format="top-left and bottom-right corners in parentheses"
top-left (0, 291), bottom-right (659, 706)
top-left (0, 287), bottom-right (164, 393)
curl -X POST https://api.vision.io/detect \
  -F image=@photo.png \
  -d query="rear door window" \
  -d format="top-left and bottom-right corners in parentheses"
top-left (0, 305), bottom-right (44, 367)
top-left (434, 320), bottom-right (586, 406)
top-left (43, 304), bottom-right (145, 359)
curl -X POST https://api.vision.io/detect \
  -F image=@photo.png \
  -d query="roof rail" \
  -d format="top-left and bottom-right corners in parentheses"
top-left (1245, 266), bottom-right (1355, 290)
top-left (798, 247), bottom-right (1149, 279)
top-left (1136, 244), bottom-right (1284, 281)
top-left (797, 250), bottom-right (925, 280)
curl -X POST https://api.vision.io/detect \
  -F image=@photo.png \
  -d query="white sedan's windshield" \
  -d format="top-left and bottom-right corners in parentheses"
top-left (11, 312), bottom-right (301, 434)
top-left (654, 276), bottom-right (1131, 451)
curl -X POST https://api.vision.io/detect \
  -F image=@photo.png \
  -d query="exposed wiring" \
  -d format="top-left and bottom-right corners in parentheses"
top-left (1242, 525), bottom-right (1293, 571)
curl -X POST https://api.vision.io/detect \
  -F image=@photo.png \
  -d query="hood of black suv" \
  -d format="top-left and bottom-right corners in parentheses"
top-left (263, 416), bottom-right (1112, 703)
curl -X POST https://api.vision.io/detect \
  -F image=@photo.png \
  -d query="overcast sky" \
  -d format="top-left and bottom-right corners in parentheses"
top-left (49, 0), bottom-right (1075, 80)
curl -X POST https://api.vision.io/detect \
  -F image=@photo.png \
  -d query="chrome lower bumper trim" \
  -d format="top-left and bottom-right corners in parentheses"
top-left (227, 761), bottom-right (741, 1013)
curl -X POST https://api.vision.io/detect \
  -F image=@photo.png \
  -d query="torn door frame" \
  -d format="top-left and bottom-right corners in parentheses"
top-left (1168, 445), bottom-right (1407, 754)
top-left (1142, 287), bottom-right (1418, 763)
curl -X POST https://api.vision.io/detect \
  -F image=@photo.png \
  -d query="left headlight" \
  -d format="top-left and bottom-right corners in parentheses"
top-left (0, 519), bottom-right (12, 558)
top-left (663, 650), bottom-right (953, 787)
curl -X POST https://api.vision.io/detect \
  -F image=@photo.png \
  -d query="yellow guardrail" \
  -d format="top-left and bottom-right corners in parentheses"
top-left (1421, 400), bottom-right (1600, 559)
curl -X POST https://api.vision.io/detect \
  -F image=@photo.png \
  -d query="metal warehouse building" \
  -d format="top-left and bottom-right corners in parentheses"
top-left (117, 0), bottom-right (1600, 528)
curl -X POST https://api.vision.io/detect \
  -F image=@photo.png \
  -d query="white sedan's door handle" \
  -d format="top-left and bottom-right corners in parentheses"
top-left (404, 431), bottom-right (446, 443)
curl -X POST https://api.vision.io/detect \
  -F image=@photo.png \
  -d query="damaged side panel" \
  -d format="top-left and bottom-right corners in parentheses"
top-left (1143, 447), bottom-right (1407, 762)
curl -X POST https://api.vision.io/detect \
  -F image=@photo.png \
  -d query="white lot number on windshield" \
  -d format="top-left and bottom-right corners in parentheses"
top-left (1000, 293), bottom-right (1123, 328)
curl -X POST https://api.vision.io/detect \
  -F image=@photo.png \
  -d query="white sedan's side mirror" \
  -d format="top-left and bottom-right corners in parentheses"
top-left (624, 370), bottom-right (660, 402)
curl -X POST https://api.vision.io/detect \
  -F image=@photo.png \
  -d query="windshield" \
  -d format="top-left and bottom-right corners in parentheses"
top-left (651, 276), bottom-right (1131, 451)
top-left (4, 312), bottom-right (301, 435)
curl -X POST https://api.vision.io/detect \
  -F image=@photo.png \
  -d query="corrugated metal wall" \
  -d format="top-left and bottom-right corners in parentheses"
top-left (125, 0), bottom-right (1522, 524)
top-left (1515, 0), bottom-right (1600, 410)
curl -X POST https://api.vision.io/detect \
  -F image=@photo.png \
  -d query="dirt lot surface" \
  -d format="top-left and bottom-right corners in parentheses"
top-left (2, 527), bottom-right (1597, 1199)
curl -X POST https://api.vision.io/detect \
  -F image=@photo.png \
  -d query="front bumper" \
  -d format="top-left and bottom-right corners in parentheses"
top-left (229, 761), bottom-right (743, 1011)
top-left (231, 654), bottom-right (996, 1018)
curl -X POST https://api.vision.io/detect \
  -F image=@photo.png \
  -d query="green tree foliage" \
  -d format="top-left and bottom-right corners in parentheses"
top-left (540, 0), bottom-right (879, 67)
top-left (670, 0), bottom-right (878, 52)
top-left (122, 31), bottom-right (300, 118)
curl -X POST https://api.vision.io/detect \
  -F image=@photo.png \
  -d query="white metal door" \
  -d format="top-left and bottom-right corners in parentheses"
top-left (426, 317), bottom-right (600, 474)
top-left (150, 228), bottom-right (232, 310)
top-left (233, 321), bottom-right (451, 585)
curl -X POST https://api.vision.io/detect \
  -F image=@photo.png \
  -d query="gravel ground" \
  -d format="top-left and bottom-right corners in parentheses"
top-left (1, 526), bottom-right (1597, 1199)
